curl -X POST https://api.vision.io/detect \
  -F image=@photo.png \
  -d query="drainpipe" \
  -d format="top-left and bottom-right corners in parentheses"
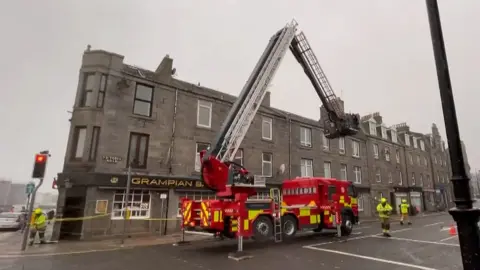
top-left (167, 88), bottom-right (179, 175)
top-left (364, 137), bottom-right (375, 216)
top-left (402, 144), bottom-right (412, 204)
top-left (164, 88), bottom-right (178, 235)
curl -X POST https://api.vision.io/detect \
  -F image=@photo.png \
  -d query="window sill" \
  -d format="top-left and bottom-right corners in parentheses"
top-left (74, 106), bottom-right (103, 112)
top-left (261, 138), bottom-right (273, 144)
top-left (352, 155), bottom-right (360, 159)
top-left (129, 114), bottom-right (156, 122)
top-left (196, 125), bottom-right (212, 130)
top-left (299, 145), bottom-right (312, 150)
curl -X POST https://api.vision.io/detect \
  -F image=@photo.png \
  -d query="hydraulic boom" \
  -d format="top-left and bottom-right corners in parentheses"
top-left (200, 20), bottom-right (360, 197)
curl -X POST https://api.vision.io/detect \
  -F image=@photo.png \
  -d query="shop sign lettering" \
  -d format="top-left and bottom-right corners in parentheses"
top-left (131, 177), bottom-right (204, 188)
top-left (103, 156), bottom-right (123, 164)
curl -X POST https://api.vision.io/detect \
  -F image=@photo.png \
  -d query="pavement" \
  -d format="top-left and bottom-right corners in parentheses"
top-left (0, 211), bottom-right (464, 270)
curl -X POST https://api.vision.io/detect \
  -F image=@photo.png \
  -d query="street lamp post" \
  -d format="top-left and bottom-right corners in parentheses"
top-left (425, 0), bottom-right (480, 268)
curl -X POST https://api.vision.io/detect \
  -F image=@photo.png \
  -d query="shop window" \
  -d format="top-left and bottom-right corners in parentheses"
top-left (195, 142), bottom-right (211, 171)
top-left (111, 189), bottom-right (151, 219)
top-left (358, 195), bottom-right (364, 212)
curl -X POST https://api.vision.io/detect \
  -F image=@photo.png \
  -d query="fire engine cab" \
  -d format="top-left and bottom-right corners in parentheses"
top-left (180, 20), bottom-right (361, 244)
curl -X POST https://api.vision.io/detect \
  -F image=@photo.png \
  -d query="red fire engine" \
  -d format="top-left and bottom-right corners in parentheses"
top-left (180, 20), bottom-right (361, 245)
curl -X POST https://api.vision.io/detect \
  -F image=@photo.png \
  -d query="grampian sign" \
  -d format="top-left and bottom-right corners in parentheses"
top-left (130, 177), bottom-right (205, 189)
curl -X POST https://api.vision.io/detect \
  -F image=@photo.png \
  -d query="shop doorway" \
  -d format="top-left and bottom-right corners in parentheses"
top-left (59, 187), bottom-right (86, 240)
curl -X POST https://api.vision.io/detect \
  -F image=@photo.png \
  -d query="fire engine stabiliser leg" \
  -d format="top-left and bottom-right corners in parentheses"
top-left (228, 216), bottom-right (253, 261)
top-left (173, 227), bottom-right (191, 246)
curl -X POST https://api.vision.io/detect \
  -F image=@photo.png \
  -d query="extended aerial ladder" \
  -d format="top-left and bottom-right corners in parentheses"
top-left (199, 20), bottom-right (360, 198)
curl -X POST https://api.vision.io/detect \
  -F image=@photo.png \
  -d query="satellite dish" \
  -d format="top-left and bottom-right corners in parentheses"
top-left (171, 68), bottom-right (176, 75)
top-left (279, 164), bottom-right (286, 175)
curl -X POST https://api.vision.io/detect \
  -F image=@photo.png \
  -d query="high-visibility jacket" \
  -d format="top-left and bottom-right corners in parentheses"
top-left (376, 203), bottom-right (393, 218)
top-left (400, 203), bottom-right (410, 214)
top-left (31, 214), bottom-right (47, 230)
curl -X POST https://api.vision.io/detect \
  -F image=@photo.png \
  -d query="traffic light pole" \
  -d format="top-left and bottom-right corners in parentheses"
top-left (425, 0), bottom-right (480, 268)
top-left (21, 178), bottom-right (44, 251)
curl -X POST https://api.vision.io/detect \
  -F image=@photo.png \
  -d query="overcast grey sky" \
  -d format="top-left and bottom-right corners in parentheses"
top-left (1, 1), bottom-right (478, 193)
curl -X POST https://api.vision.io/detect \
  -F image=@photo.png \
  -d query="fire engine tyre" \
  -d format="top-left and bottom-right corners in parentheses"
top-left (253, 215), bottom-right (273, 242)
top-left (341, 213), bottom-right (354, 236)
top-left (281, 215), bottom-right (297, 240)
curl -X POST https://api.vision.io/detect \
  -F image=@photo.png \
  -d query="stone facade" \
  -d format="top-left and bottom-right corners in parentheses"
top-left (53, 49), bottom-right (458, 240)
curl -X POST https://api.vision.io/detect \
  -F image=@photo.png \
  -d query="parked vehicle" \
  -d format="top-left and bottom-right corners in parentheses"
top-left (0, 212), bottom-right (22, 231)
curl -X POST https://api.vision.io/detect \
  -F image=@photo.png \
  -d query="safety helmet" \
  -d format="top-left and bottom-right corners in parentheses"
top-left (402, 199), bottom-right (407, 203)
top-left (380, 197), bottom-right (387, 203)
top-left (34, 208), bottom-right (42, 214)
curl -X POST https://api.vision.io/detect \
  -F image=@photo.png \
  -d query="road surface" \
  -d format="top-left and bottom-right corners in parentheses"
top-left (0, 213), bottom-right (464, 270)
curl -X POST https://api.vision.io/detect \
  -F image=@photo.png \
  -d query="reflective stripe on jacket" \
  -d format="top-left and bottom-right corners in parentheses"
top-left (376, 203), bottom-right (393, 218)
top-left (400, 203), bottom-right (410, 214)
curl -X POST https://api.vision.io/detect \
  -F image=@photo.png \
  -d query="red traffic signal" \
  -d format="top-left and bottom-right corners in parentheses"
top-left (32, 154), bottom-right (48, 179)
top-left (35, 154), bottom-right (46, 163)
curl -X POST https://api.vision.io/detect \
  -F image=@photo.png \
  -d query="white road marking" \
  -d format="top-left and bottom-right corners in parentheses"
top-left (423, 222), bottom-right (444, 227)
top-left (354, 226), bottom-right (371, 230)
top-left (303, 246), bottom-right (438, 270)
top-left (388, 228), bottom-right (413, 234)
top-left (304, 228), bottom-right (412, 248)
top-left (439, 235), bottom-right (457, 242)
top-left (440, 226), bottom-right (456, 232)
top-left (371, 235), bottom-right (459, 247)
top-left (351, 232), bottom-right (362, 235)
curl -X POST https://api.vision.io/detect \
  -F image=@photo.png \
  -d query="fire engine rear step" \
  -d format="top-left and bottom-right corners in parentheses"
top-left (270, 188), bottom-right (282, 242)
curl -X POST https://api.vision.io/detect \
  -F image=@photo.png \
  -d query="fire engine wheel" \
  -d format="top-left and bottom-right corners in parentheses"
top-left (282, 215), bottom-right (297, 239)
top-left (253, 216), bottom-right (273, 242)
top-left (341, 213), bottom-right (353, 236)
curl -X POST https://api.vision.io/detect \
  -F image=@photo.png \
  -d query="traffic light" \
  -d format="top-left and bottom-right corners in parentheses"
top-left (32, 154), bottom-right (48, 179)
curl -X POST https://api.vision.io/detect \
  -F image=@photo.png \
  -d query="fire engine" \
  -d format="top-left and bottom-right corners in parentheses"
top-left (180, 20), bottom-right (361, 243)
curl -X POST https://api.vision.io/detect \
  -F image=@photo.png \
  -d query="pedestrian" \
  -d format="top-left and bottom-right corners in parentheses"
top-left (29, 208), bottom-right (47, 246)
top-left (399, 199), bottom-right (412, 225)
top-left (19, 212), bottom-right (27, 233)
top-left (376, 197), bottom-right (392, 237)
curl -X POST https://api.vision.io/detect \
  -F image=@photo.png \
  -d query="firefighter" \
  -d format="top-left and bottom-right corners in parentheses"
top-left (29, 208), bottom-right (47, 246)
top-left (400, 199), bottom-right (412, 225)
top-left (376, 197), bottom-right (392, 237)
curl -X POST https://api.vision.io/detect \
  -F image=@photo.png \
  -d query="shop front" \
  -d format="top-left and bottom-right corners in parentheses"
top-left (53, 172), bottom-right (279, 240)
top-left (392, 187), bottom-right (409, 214)
top-left (434, 183), bottom-right (451, 211)
top-left (422, 188), bottom-right (437, 212)
top-left (409, 187), bottom-right (424, 213)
